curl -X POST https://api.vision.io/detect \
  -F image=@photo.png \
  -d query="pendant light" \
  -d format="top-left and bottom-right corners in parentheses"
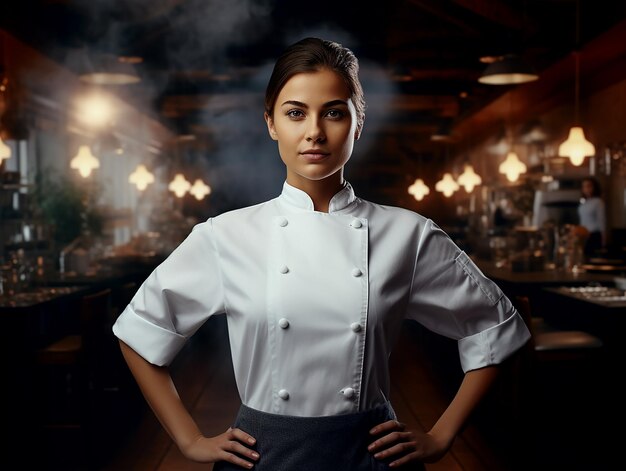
top-left (70, 145), bottom-right (100, 178)
top-left (0, 135), bottom-right (10, 163)
top-left (168, 173), bottom-right (191, 198)
top-left (478, 54), bottom-right (538, 85)
top-left (435, 173), bottom-right (459, 197)
top-left (190, 179), bottom-right (211, 200)
top-left (498, 92), bottom-right (526, 183)
top-left (499, 151), bottom-right (527, 182)
top-left (129, 164), bottom-right (155, 191)
top-left (558, 0), bottom-right (595, 166)
top-left (408, 178), bottom-right (430, 201)
top-left (457, 164), bottom-right (482, 193)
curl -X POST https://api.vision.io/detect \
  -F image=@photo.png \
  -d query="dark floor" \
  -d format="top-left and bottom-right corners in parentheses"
top-left (34, 315), bottom-right (617, 471)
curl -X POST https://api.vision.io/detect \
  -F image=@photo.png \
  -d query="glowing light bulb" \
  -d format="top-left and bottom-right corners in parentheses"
top-left (558, 126), bottom-right (595, 166)
top-left (70, 145), bottom-right (100, 178)
top-left (168, 173), bottom-right (191, 198)
top-left (129, 164), bottom-right (155, 191)
top-left (457, 164), bottom-right (482, 193)
top-left (498, 151), bottom-right (527, 182)
top-left (408, 178), bottom-right (430, 201)
top-left (189, 179), bottom-right (211, 200)
top-left (0, 137), bottom-right (11, 163)
top-left (435, 173), bottom-right (459, 197)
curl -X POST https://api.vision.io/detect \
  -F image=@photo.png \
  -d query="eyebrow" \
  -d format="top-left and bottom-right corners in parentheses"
top-left (280, 99), bottom-right (349, 108)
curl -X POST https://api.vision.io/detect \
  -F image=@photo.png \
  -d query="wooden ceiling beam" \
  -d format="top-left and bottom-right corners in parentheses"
top-left (452, 0), bottom-right (525, 30)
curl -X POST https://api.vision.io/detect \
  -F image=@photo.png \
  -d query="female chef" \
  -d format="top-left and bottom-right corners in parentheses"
top-left (112, 37), bottom-right (531, 470)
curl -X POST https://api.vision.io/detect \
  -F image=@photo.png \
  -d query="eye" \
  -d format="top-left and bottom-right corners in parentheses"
top-left (325, 109), bottom-right (345, 119)
top-left (286, 109), bottom-right (305, 119)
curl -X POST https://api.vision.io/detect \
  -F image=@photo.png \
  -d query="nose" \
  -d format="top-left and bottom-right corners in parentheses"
top-left (305, 118), bottom-right (326, 143)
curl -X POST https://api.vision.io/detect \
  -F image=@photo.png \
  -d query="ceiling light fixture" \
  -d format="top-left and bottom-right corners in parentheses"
top-left (478, 54), bottom-right (539, 85)
top-left (129, 164), bottom-right (155, 191)
top-left (558, 0), bottom-right (595, 167)
top-left (0, 136), bottom-right (11, 164)
top-left (190, 179), bottom-right (212, 200)
top-left (457, 164), bottom-right (482, 192)
top-left (79, 53), bottom-right (141, 86)
top-left (70, 145), bottom-right (100, 178)
top-left (499, 151), bottom-right (527, 182)
top-left (408, 178), bottom-right (430, 201)
top-left (168, 173), bottom-right (191, 198)
top-left (435, 173), bottom-right (459, 197)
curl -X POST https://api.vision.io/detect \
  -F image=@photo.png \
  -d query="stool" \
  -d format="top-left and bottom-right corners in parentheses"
top-left (513, 295), bottom-right (605, 469)
top-left (35, 288), bottom-right (113, 465)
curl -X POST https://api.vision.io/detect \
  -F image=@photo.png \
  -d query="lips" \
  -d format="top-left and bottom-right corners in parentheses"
top-left (300, 149), bottom-right (330, 161)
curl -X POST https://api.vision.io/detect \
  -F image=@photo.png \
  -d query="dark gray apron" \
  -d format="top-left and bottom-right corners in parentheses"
top-left (213, 402), bottom-right (425, 470)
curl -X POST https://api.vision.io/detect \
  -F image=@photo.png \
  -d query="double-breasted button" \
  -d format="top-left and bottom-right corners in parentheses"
top-left (280, 265), bottom-right (289, 274)
top-left (278, 389), bottom-right (290, 400)
top-left (350, 218), bottom-right (363, 229)
top-left (278, 318), bottom-right (290, 329)
top-left (278, 218), bottom-right (288, 227)
top-left (351, 268), bottom-right (363, 277)
top-left (341, 387), bottom-right (355, 399)
top-left (350, 322), bottom-right (362, 333)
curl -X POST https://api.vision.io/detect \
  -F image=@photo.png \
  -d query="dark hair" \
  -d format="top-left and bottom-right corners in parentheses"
top-left (264, 37), bottom-right (365, 133)
top-left (582, 177), bottom-right (602, 197)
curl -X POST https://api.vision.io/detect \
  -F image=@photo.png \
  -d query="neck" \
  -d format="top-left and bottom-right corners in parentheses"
top-left (286, 170), bottom-right (345, 212)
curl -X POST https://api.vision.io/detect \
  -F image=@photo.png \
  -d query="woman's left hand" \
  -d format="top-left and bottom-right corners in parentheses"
top-left (368, 419), bottom-right (451, 467)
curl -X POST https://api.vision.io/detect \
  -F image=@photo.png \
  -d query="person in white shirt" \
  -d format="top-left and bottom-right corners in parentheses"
top-left (578, 176), bottom-right (606, 257)
top-left (113, 37), bottom-right (530, 470)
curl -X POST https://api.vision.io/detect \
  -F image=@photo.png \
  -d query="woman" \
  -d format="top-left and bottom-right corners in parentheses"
top-left (578, 176), bottom-right (606, 258)
top-left (113, 37), bottom-right (530, 470)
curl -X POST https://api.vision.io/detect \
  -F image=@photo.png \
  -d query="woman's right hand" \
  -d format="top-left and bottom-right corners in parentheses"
top-left (181, 427), bottom-right (260, 468)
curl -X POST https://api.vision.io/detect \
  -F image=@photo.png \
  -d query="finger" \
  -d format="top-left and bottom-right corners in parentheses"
top-left (370, 420), bottom-right (406, 435)
top-left (373, 441), bottom-right (416, 460)
top-left (224, 440), bottom-right (260, 461)
top-left (228, 427), bottom-right (257, 446)
top-left (389, 451), bottom-right (422, 468)
top-left (368, 431), bottom-right (412, 452)
top-left (221, 451), bottom-right (256, 469)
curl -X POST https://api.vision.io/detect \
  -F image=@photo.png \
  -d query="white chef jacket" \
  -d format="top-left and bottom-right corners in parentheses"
top-left (113, 180), bottom-right (530, 417)
top-left (578, 196), bottom-right (605, 234)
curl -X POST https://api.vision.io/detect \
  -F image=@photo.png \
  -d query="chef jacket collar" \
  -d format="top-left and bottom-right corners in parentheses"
top-left (279, 180), bottom-right (357, 213)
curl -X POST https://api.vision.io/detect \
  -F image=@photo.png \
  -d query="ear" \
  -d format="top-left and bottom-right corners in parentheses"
top-left (354, 123), bottom-right (363, 141)
top-left (264, 112), bottom-right (278, 141)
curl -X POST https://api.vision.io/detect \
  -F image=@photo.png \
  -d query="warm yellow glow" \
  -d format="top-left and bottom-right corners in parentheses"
top-left (76, 93), bottom-right (114, 128)
top-left (70, 145), bottom-right (100, 178)
top-left (499, 151), bottom-right (527, 182)
top-left (0, 137), bottom-right (11, 163)
top-left (558, 126), bottom-right (595, 166)
top-left (190, 179), bottom-right (212, 200)
top-left (457, 164), bottom-right (482, 193)
top-left (408, 178), bottom-right (430, 201)
top-left (168, 173), bottom-right (191, 198)
top-left (129, 164), bottom-right (155, 191)
top-left (435, 173), bottom-right (459, 197)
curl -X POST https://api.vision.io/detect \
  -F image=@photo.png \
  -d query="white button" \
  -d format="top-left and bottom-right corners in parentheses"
top-left (351, 268), bottom-right (363, 277)
top-left (350, 219), bottom-right (363, 229)
top-left (278, 318), bottom-right (290, 329)
top-left (280, 265), bottom-right (289, 274)
top-left (350, 322), bottom-right (362, 333)
top-left (278, 389), bottom-right (290, 400)
top-left (278, 218), bottom-right (288, 227)
top-left (341, 387), bottom-right (355, 399)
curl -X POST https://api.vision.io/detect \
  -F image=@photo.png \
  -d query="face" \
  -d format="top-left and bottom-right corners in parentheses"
top-left (582, 180), bottom-right (594, 197)
top-left (265, 68), bottom-right (360, 187)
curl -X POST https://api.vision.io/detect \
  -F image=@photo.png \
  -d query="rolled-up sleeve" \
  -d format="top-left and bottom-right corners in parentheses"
top-left (406, 219), bottom-right (530, 372)
top-left (112, 219), bottom-right (226, 366)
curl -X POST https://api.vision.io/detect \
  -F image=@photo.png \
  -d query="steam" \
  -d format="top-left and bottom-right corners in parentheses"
top-left (26, 0), bottom-right (397, 215)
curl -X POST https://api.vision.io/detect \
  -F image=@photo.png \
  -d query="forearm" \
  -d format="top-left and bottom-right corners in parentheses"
top-left (429, 365), bottom-right (499, 445)
top-left (119, 340), bottom-right (203, 451)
